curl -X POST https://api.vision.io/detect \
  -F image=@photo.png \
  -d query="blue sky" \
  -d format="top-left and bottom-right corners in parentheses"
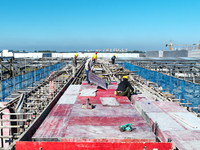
top-left (0, 0), bottom-right (200, 52)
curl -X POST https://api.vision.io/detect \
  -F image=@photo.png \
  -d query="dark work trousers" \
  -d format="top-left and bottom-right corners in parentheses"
top-left (112, 60), bottom-right (115, 64)
top-left (116, 87), bottom-right (131, 99)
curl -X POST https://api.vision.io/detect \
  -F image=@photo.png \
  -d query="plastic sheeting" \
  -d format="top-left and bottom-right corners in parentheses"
top-left (0, 63), bottom-right (64, 101)
top-left (123, 62), bottom-right (200, 112)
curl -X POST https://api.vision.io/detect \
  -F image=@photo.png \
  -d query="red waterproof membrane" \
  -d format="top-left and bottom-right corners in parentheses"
top-left (32, 83), bottom-right (156, 143)
top-left (14, 82), bottom-right (174, 150)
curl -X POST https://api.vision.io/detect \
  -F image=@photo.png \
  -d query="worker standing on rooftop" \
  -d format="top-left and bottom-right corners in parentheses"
top-left (85, 54), bottom-right (97, 85)
top-left (111, 54), bottom-right (116, 64)
top-left (72, 53), bottom-right (78, 77)
top-left (115, 76), bottom-right (134, 100)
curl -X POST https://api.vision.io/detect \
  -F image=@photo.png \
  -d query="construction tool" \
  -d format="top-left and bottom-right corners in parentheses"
top-left (118, 123), bottom-right (133, 132)
top-left (82, 98), bottom-right (93, 109)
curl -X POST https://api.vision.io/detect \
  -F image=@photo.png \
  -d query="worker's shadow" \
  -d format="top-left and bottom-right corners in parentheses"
top-left (92, 105), bottom-right (96, 109)
top-left (132, 127), bottom-right (136, 131)
top-left (131, 93), bottom-right (137, 95)
top-left (97, 83), bottom-right (108, 89)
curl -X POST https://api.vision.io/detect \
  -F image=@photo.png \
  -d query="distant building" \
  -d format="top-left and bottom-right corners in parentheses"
top-left (1, 49), bottom-right (14, 57)
top-left (42, 53), bottom-right (52, 58)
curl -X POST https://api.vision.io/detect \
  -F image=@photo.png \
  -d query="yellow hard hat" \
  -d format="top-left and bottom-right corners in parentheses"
top-left (113, 54), bottom-right (115, 56)
top-left (92, 54), bottom-right (97, 59)
top-left (75, 53), bottom-right (78, 57)
top-left (123, 76), bottom-right (128, 79)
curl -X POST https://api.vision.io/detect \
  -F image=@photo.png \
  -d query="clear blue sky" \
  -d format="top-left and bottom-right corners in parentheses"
top-left (0, 0), bottom-right (200, 52)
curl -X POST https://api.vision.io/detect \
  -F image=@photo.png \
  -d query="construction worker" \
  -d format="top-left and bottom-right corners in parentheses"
top-left (94, 52), bottom-right (97, 63)
top-left (85, 54), bottom-right (97, 85)
top-left (72, 53), bottom-right (78, 77)
top-left (111, 54), bottom-right (116, 64)
top-left (115, 76), bottom-right (134, 100)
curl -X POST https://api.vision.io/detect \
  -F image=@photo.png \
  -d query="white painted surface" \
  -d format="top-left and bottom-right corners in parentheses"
top-left (80, 89), bottom-right (97, 97)
top-left (57, 95), bottom-right (77, 104)
top-left (100, 97), bottom-right (119, 106)
top-left (147, 112), bottom-right (185, 131)
top-left (14, 53), bottom-right (43, 58)
top-left (169, 112), bottom-right (200, 130)
top-left (63, 85), bottom-right (81, 95)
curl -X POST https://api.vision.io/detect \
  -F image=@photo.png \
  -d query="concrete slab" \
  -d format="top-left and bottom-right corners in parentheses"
top-left (80, 89), bottom-right (97, 97)
top-left (48, 104), bottom-right (73, 117)
top-left (163, 130), bottom-right (200, 150)
top-left (153, 101), bottom-right (188, 113)
top-left (76, 96), bottom-right (102, 104)
top-left (191, 130), bottom-right (200, 140)
top-left (57, 95), bottom-right (77, 104)
top-left (107, 84), bottom-right (118, 89)
top-left (70, 104), bottom-right (140, 117)
top-left (33, 83), bottom-right (156, 144)
top-left (169, 112), bottom-right (200, 130)
top-left (62, 125), bottom-right (156, 142)
top-left (130, 93), bottom-right (200, 149)
top-left (147, 112), bottom-right (185, 131)
top-left (67, 116), bottom-right (146, 126)
top-left (100, 97), bottom-right (119, 106)
top-left (115, 96), bottom-right (130, 104)
top-left (131, 94), bottom-right (150, 102)
top-left (97, 89), bottom-right (116, 97)
top-left (135, 101), bottom-right (162, 114)
top-left (33, 116), bottom-right (69, 139)
top-left (63, 85), bottom-right (81, 95)
top-left (120, 104), bottom-right (133, 109)
top-left (80, 84), bottom-right (98, 90)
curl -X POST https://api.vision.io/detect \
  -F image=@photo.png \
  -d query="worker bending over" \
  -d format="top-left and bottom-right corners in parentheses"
top-left (85, 54), bottom-right (97, 85)
top-left (115, 76), bottom-right (134, 100)
top-left (72, 53), bottom-right (78, 77)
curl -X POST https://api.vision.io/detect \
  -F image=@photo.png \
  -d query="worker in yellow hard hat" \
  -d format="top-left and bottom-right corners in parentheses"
top-left (72, 53), bottom-right (78, 77)
top-left (85, 54), bottom-right (97, 85)
top-left (94, 52), bottom-right (98, 63)
top-left (111, 54), bottom-right (116, 64)
top-left (123, 76), bottom-right (128, 79)
top-left (93, 54), bottom-right (97, 60)
top-left (115, 75), bottom-right (134, 100)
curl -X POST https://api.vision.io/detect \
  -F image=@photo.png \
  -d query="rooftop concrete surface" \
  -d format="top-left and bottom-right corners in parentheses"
top-left (132, 94), bottom-right (200, 150)
top-left (33, 83), bottom-right (156, 142)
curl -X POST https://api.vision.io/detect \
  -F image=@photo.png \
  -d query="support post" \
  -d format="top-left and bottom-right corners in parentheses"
top-left (0, 57), bottom-right (2, 102)
top-left (0, 112), bottom-right (3, 148)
